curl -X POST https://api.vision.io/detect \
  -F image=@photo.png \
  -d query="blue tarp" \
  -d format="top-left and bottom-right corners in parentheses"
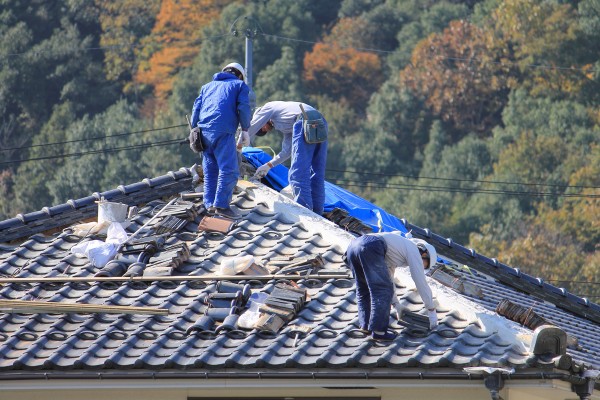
top-left (242, 147), bottom-right (407, 233)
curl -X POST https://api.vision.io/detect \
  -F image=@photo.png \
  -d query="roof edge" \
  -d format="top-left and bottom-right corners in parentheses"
top-left (0, 369), bottom-right (586, 385)
top-left (402, 220), bottom-right (600, 324)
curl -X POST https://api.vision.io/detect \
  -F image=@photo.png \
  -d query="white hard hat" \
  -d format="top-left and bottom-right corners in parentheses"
top-left (222, 62), bottom-right (246, 82)
top-left (409, 238), bottom-right (438, 268)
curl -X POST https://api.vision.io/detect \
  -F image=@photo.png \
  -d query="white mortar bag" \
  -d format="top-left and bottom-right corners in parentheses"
top-left (219, 255), bottom-right (255, 275)
top-left (98, 200), bottom-right (128, 224)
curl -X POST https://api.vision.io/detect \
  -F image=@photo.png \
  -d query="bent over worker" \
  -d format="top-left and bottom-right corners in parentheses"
top-left (190, 62), bottom-right (251, 219)
top-left (343, 232), bottom-right (438, 342)
top-left (247, 101), bottom-right (328, 215)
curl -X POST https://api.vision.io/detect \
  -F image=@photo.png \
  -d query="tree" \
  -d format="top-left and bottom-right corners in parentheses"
top-left (490, 0), bottom-right (598, 101)
top-left (95, 0), bottom-right (160, 87)
top-left (170, 0), bottom-right (324, 120)
top-left (253, 46), bottom-right (304, 104)
top-left (11, 103), bottom-right (79, 214)
top-left (394, 131), bottom-right (493, 241)
top-left (401, 19), bottom-right (510, 136)
top-left (303, 17), bottom-right (384, 111)
top-left (387, 1), bottom-right (471, 70)
top-left (1, 1), bottom-right (119, 217)
top-left (135, 0), bottom-right (235, 108)
top-left (468, 92), bottom-right (599, 286)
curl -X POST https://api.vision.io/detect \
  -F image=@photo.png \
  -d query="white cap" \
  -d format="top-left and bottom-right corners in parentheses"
top-left (409, 238), bottom-right (438, 268)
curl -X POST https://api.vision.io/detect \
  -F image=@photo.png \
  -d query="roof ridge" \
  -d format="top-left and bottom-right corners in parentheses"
top-left (0, 168), bottom-right (193, 243)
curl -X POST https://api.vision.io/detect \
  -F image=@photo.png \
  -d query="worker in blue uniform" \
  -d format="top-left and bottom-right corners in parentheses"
top-left (247, 101), bottom-right (328, 215)
top-left (190, 62), bottom-right (251, 218)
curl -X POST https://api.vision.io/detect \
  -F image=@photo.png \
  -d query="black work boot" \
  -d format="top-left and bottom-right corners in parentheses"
top-left (214, 206), bottom-right (240, 219)
top-left (206, 206), bottom-right (217, 216)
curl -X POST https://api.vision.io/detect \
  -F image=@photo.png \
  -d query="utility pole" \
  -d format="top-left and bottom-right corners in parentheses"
top-left (231, 16), bottom-right (260, 111)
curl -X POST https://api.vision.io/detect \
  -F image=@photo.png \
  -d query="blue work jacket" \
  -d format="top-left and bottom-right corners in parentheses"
top-left (190, 72), bottom-right (251, 137)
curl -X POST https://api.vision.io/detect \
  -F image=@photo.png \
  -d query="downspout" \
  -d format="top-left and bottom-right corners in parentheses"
top-left (464, 367), bottom-right (512, 400)
top-left (484, 374), bottom-right (504, 400)
top-left (573, 370), bottom-right (600, 400)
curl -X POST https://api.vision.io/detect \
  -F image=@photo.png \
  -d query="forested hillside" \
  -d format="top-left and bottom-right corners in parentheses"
top-left (1, 0), bottom-right (598, 297)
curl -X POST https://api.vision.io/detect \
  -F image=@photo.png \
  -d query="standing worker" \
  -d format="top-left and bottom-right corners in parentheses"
top-left (189, 62), bottom-right (251, 218)
top-left (247, 101), bottom-right (328, 215)
top-left (344, 232), bottom-right (438, 342)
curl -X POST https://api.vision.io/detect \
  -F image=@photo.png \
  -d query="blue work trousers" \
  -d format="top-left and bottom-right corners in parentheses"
top-left (202, 132), bottom-right (238, 209)
top-left (344, 235), bottom-right (393, 332)
top-left (288, 119), bottom-right (328, 215)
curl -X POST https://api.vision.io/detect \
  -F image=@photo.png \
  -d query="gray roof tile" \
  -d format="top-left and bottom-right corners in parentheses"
top-left (0, 168), bottom-right (598, 386)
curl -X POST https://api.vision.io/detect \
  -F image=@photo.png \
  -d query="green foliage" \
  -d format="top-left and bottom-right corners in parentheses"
top-left (254, 46), bottom-right (304, 104)
top-left (387, 1), bottom-right (471, 70)
top-left (11, 103), bottom-right (79, 213)
top-left (366, 78), bottom-right (433, 165)
top-left (339, 0), bottom-right (386, 17)
top-left (0, 0), bottom-right (597, 294)
top-left (96, 0), bottom-right (160, 85)
top-left (393, 130), bottom-right (493, 241)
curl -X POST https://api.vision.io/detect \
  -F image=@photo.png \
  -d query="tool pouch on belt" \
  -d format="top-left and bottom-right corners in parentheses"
top-left (299, 104), bottom-right (327, 144)
top-left (188, 127), bottom-right (205, 153)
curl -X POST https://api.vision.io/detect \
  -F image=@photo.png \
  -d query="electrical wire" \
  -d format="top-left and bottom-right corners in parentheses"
top-left (5, 133), bottom-right (598, 191)
top-left (327, 178), bottom-right (600, 199)
top-left (260, 33), bottom-right (394, 55)
top-left (326, 168), bottom-right (599, 190)
top-left (545, 279), bottom-right (600, 285)
top-left (260, 32), bottom-right (598, 73)
top-left (3, 142), bottom-right (597, 199)
top-left (0, 33), bottom-right (231, 58)
top-left (3, 24), bottom-right (595, 74)
top-left (0, 124), bottom-right (187, 152)
top-left (0, 138), bottom-right (182, 166)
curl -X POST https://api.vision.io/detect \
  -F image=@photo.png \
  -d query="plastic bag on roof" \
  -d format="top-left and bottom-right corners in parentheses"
top-left (219, 255), bottom-right (255, 275)
top-left (71, 222), bottom-right (129, 268)
top-left (237, 292), bottom-right (269, 329)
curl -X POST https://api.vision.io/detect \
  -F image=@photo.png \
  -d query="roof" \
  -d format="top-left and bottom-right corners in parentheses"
top-left (0, 166), bottom-right (599, 391)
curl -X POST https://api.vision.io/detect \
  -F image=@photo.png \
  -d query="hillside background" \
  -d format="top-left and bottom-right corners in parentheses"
top-left (0, 0), bottom-right (598, 297)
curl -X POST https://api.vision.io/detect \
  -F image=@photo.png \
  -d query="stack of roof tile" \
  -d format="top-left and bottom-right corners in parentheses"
top-left (257, 282), bottom-right (308, 333)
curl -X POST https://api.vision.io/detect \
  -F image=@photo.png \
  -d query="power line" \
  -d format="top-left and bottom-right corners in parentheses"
top-left (4, 143), bottom-right (598, 199)
top-left (0, 139), bottom-right (182, 167)
top-left (5, 26), bottom-right (594, 75)
top-left (261, 33), bottom-right (394, 55)
top-left (545, 279), bottom-right (600, 285)
top-left (261, 32), bottom-right (598, 74)
top-left (0, 34), bottom-right (231, 59)
top-left (330, 177), bottom-right (599, 198)
top-left (328, 178), bottom-right (600, 199)
top-left (0, 124), bottom-right (187, 152)
top-left (326, 168), bottom-right (600, 190)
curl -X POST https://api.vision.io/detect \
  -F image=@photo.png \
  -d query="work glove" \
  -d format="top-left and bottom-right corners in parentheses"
top-left (428, 309), bottom-right (438, 329)
top-left (238, 130), bottom-right (250, 148)
top-left (254, 163), bottom-right (272, 179)
top-left (392, 302), bottom-right (407, 321)
top-left (241, 130), bottom-right (250, 147)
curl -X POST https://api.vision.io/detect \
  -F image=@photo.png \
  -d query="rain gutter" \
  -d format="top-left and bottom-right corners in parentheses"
top-left (0, 370), bottom-right (588, 385)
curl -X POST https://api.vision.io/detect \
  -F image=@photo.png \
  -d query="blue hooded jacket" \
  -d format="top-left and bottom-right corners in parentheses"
top-left (190, 72), bottom-right (251, 137)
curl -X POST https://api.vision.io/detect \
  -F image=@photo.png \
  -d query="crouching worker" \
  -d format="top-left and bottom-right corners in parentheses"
top-left (343, 231), bottom-right (438, 342)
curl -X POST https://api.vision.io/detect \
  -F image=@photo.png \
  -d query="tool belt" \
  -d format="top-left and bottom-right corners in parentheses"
top-left (188, 127), bottom-right (205, 153)
top-left (298, 104), bottom-right (327, 144)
